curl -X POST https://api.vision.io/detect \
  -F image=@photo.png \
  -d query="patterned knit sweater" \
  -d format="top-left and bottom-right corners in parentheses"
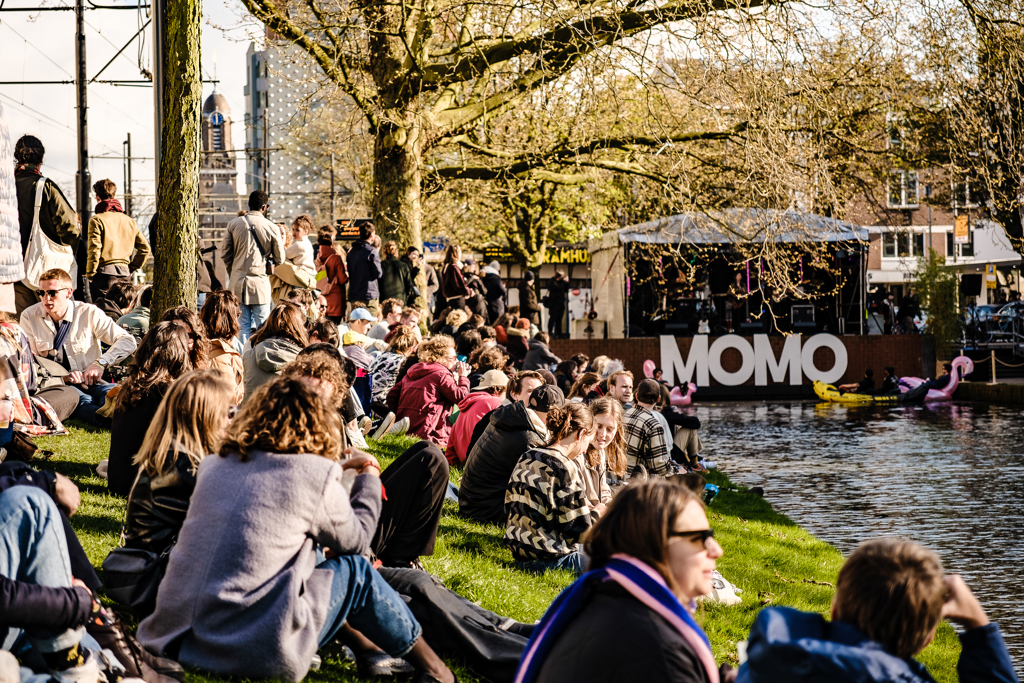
top-left (504, 447), bottom-right (594, 561)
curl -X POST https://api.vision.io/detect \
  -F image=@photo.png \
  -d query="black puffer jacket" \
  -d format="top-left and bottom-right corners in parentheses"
top-left (459, 401), bottom-right (546, 524)
top-left (123, 451), bottom-right (198, 555)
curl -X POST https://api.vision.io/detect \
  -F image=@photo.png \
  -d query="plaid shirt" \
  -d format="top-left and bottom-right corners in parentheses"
top-left (623, 405), bottom-right (672, 477)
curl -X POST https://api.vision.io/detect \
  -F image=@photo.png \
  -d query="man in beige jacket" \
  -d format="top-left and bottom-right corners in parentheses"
top-left (221, 190), bottom-right (285, 344)
top-left (85, 179), bottom-right (150, 301)
top-left (21, 267), bottom-right (137, 426)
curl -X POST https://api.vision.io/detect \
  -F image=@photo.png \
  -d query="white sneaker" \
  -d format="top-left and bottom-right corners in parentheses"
top-left (699, 458), bottom-right (718, 470)
top-left (371, 412), bottom-right (396, 440)
top-left (388, 417), bottom-right (410, 436)
top-left (347, 426), bottom-right (369, 450)
top-left (96, 460), bottom-right (109, 479)
top-left (358, 416), bottom-right (373, 435)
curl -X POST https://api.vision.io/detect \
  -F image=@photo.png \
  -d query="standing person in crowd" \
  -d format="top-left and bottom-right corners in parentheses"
top-left (138, 377), bottom-right (457, 683)
top-left (85, 179), bottom-right (151, 301)
top-left (459, 379), bottom-right (557, 524)
top-left (242, 302), bottom-right (308, 400)
top-left (388, 335), bottom-right (469, 449)
top-left (623, 378), bottom-right (674, 478)
top-left (200, 289), bottom-right (245, 404)
top-left (369, 298), bottom-right (404, 340)
top-left (270, 214), bottom-right (318, 303)
top-left (579, 397), bottom-right (628, 506)
top-left (519, 271), bottom-right (542, 327)
top-left (21, 268), bottom-right (137, 426)
top-left (738, 538), bottom-right (1017, 683)
top-left (440, 244), bottom-right (472, 312)
top-left (380, 241), bottom-right (414, 305)
top-left (346, 223), bottom-right (382, 312)
top-left (482, 260), bottom-right (507, 323)
top-left (117, 283), bottom-right (152, 339)
top-left (463, 258), bottom-right (489, 319)
top-left (567, 372), bottom-right (600, 403)
top-left (315, 227), bottom-right (347, 324)
top-left (106, 322), bottom-right (193, 496)
top-left (544, 269), bottom-right (570, 339)
top-left (445, 370), bottom-right (508, 467)
top-left (116, 370), bottom-right (231, 615)
top-left (524, 331), bottom-right (561, 371)
top-left (405, 247), bottom-right (438, 312)
top-left (221, 190), bottom-right (286, 345)
top-left (517, 480), bottom-right (728, 683)
top-left (13, 135), bottom-right (80, 315)
top-left (505, 402), bottom-right (596, 575)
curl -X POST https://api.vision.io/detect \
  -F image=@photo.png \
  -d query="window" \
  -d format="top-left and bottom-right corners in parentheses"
top-left (946, 230), bottom-right (975, 258)
top-left (952, 180), bottom-right (982, 209)
top-left (888, 170), bottom-right (919, 208)
top-left (886, 113), bottom-right (904, 149)
top-left (881, 230), bottom-right (925, 258)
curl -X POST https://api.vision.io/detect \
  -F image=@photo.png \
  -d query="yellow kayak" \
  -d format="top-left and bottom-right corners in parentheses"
top-left (813, 381), bottom-right (928, 404)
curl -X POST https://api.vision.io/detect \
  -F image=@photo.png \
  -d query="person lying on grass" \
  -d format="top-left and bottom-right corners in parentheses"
top-left (515, 478), bottom-right (730, 683)
top-left (137, 376), bottom-right (455, 683)
top-left (736, 537), bottom-right (1018, 683)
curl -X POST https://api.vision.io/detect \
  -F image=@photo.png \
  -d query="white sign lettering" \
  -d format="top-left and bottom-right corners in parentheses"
top-left (660, 334), bottom-right (848, 386)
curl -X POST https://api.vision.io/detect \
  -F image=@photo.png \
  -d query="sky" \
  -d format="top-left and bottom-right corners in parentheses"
top-left (0, 0), bottom-right (258, 224)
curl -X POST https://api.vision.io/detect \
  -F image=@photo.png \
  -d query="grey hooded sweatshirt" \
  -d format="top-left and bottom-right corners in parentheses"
top-left (241, 336), bottom-right (303, 401)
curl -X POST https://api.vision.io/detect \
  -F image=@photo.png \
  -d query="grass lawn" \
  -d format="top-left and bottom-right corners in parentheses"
top-left (35, 424), bottom-right (962, 683)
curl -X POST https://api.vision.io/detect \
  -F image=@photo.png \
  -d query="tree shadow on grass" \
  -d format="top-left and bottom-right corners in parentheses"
top-left (70, 512), bottom-right (123, 537)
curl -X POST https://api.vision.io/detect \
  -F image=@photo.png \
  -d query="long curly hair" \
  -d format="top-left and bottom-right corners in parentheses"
top-left (220, 375), bottom-right (342, 462)
top-left (587, 396), bottom-right (627, 477)
top-left (115, 322), bottom-right (193, 414)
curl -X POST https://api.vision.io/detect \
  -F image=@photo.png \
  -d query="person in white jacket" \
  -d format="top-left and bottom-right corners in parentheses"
top-left (20, 267), bottom-right (137, 426)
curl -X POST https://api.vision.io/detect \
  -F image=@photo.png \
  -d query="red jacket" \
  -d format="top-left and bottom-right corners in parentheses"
top-left (392, 362), bottom-right (470, 447)
top-left (316, 245), bottom-right (347, 318)
top-left (444, 391), bottom-right (504, 467)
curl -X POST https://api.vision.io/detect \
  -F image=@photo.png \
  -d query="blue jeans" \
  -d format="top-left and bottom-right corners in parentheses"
top-left (197, 293), bottom-right (207, 309)
top-left (316, 555), bottom-right (421, 656)
top-left (0, 487), bottom-right (84, 656)
top-left (239, 303), bottom-right (271, 347)
top-left (71, 382), bottom-right (115, 427)
top-left (516, 549), bottom-right (587, 576)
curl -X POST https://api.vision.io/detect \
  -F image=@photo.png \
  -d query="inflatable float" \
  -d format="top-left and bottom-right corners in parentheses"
top-left (814, 380), bottom-right (929, 404)
top-left (643, 359), bottom-right (696, 406)
top-left (898, 355), bottom-right (974, 401)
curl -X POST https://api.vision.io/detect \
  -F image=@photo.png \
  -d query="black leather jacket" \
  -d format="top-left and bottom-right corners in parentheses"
top-left (123, 452), bottom-right (198, 555)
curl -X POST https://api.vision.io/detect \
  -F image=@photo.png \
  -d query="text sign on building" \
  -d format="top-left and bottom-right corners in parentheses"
top-left (954, 215), bottom-right (970, 244)
top-left (660, 334), bottom-right (848, 387)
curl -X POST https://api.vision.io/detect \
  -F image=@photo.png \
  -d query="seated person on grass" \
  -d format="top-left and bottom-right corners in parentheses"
top-left (444, 369), bottom-right (508, 467)
top-left (504, 402), bottom-right (596, 576)
top-left (737, 537), bottom-right (1018, 683)
top-left (20, 268), bottom-right (137, 427)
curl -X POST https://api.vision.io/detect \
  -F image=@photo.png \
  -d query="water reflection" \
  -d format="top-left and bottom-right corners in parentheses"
top-left (698, 401), bottom-right (1023, 664)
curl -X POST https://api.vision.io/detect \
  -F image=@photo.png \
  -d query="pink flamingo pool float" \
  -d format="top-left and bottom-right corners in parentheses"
top-left (899, 355), bottom-right (974, 401)
top-left (643, 359), bottom-right (696, 406)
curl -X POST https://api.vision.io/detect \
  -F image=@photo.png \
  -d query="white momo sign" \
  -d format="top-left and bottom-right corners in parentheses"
top-left (660, 334), bottom-right (848, 387)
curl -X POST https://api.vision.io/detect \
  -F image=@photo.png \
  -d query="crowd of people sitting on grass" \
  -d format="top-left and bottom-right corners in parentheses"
top-left (0, 162), bottom-right (1016, 683)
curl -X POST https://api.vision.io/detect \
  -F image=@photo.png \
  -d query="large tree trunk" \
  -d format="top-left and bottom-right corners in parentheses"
top-left (152, 0), bottom-right (201, 319)
top-left (371, 121), bottom-right (424, 251)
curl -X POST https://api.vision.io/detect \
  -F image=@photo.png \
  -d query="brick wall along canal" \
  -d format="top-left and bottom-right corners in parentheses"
top-left (694, 401), bottom-right (1023, 667)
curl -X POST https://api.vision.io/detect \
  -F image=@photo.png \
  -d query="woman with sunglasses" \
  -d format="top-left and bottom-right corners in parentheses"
top-left (515, 479), bottom-right (729, 683)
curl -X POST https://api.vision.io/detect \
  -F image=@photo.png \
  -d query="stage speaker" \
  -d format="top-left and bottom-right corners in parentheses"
top-left (791, 305), bottom-right (815, 325)
top-left (665, 323), bottom-right (690, 335)
top-left (739, 321), bottom-right (764, 333)
top-left (792, 322), bottom-right (817, 334)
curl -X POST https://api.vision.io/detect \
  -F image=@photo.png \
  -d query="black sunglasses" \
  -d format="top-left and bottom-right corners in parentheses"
top-left (668, 529), bottom-right (716, 547)
top-left (38, 289), bottom-right (68, 299)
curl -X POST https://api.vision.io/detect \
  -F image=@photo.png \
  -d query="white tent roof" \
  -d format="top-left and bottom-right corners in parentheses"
top-left (616, 208), bottom-right (867, 245)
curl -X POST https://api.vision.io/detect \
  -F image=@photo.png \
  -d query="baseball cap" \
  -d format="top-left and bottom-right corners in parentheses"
top-left (349, 307), bottom-right (374, 322)
top-left (475, 369), bottom-right (509, 390)
top-left (529, 384), bottom-right (565, 413)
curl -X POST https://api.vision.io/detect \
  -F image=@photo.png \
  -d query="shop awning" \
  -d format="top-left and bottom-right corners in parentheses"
top-left (616, 208), bottom-right (867, 245)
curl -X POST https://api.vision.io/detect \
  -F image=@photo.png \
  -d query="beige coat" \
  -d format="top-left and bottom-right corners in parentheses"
top-left (85, 211), bottom-right (151, 278)
top-left (21, 300), bottom-right (137, 372)
top-left (209, 338), bottom-right (244, 404)
top-left (220, 212), bottom-right (285, 305)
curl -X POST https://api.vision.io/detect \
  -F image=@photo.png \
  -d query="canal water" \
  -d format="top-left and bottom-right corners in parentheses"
top-left (695, 400), bottom-right (1024, 665)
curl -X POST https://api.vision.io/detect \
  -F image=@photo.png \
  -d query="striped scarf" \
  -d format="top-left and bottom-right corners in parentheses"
top-left (514, 554), bottom-right (719, 683)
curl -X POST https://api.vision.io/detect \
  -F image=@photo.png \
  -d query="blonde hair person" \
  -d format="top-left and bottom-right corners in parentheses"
top-left (445, 309), bottom-right (469, 330)
top-left (137, 374), bottom-right (457, 683)
top-left (417, 334), bottom-right (456, 364)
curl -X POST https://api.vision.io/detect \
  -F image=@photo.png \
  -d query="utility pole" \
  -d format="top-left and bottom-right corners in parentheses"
top-left (125, 133), bottom-right (133, 216)
top-left (75, 0), bottom-right (93, 302)
top-left (330, 153), bottom-right (336, 225)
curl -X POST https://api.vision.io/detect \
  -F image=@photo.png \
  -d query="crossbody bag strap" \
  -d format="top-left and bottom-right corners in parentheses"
top-left (243, 216), bottom-right (269, 265)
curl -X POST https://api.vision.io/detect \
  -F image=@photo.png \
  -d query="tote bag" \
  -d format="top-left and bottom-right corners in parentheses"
top-left (22, 177), bottom-right (76, 291)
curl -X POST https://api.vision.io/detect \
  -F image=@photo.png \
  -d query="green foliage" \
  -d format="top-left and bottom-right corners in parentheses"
top-left (34, 427), bottom-right (960, 683)
top-left (914, 249), bottom-right (963, 355)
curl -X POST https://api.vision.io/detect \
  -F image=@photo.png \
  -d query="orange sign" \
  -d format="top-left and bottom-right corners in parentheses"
top-left (954, 215), bottom-right (970, 244)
